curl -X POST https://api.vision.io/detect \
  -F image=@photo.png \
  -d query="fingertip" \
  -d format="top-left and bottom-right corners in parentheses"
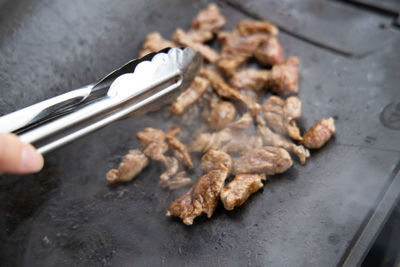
top-left (20, 143), bottom-right (44, 173)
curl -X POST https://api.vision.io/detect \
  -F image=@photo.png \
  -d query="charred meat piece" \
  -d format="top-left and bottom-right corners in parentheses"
top-left (230, 69), bottom-right (270, 91)
top-left (233, 146), bottom-right (293, 175)
top-left (254, 36), bottom-right (284, 66)
top-left (191, 3), bottom-right (226, 34)
top-left (267, 57), bottom-right (300, 96)
top-left (166, 168), bottom-right (229, 225)
top-left (303, 118), bottom-right (335, 149)
top-left (216, 56), bottom-right (247, 78)
top-left (235, 20), bottom-right (279, 36)
top-left (208, 100), bottom-right (236, 131)
top-left (200, 149), bottom-right (232, 173)
top-left (161, 171), bottom-right (192, 190)
top-left (220, 174), bottom-right (266, 210)
top-left (166, 134), bottom-right (194, 169)
top-left (170, 76), bottom-right (210, 115)
top-left (200, 68), bottom-right (261, 115)
top-left (256, 115), bottom-right (309, 165)
top-left (106, 150), bottom-right (149, 185)
top-left (218, 32), bottom-right (268, 58)
top-left (139, 32), bottom-right (175, 58)
top-left (172, 29), bottom-right (219, 63)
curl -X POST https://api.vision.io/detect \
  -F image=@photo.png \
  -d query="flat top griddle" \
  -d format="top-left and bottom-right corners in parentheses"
top-left (0, 0), bottom-right (399, 266)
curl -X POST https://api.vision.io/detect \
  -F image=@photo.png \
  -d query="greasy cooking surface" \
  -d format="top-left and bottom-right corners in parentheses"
top-left (0, 0), bottom-right (400, 266)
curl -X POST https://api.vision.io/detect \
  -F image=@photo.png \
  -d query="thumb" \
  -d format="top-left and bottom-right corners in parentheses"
top-left (0, 133), bottom-right (44, 174)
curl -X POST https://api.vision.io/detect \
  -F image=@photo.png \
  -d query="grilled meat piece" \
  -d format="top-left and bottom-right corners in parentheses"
top-left (200, 68), bottom-right (261, 115)
top-left (220, 174), bottom-right (266, 210)
top-left (166, 168), bottom-right (229, 225)
top-left (136, 127), bottom-right (166, 147)
top-left (166, 134), bottom-right (194, 169)
top-left (170, 76), bottom-right (210, 115)
top-left (139, 32), bottom-right (175, 58)
top-left (303, 118), bottom-right (335, 149)
top-left (161, 171), bottom-right (192, 190)
top-left (228, 112), bottom-right (253, 130)
top-left (230, 69), bottom-right (270, 91)
top-left (256, 115), bottom-right (309, 164)
top-left (254, 36), bottom-right (284, 66)
top-left (106, 150), bottom-right (149, 185)
top-left (235, 20), bottom-right (279, 36)
top-left (200, 149), bottom-right (232, 173)
top-left (262, 96), bottom-right (286, 135)
top-left (172, 29), bottom-right (219, 63)
top-left (284, 96), bottom-right (302, 120)
top-left (208, 100), bottom-right (236, 131)
top-left (191, 3), bottom-right (226, 34)
top-left (142, 141), bottom-right (168, 161)
top-left (233, 146), bottom-right (293, 175)
top-left (262, 95), bottom-right (303, 140)
top-left (268, 57), bottom-right (300, 96)
top-left (216, 56), bottom-right (248, 78)
top-left (218, 32), bottom-right (268, 58)
top-left (160, 156), bottom-right (179, 182)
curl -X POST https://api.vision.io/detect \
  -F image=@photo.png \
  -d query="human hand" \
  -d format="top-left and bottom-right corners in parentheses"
top-left (0, 133), bottom-right (44, 174)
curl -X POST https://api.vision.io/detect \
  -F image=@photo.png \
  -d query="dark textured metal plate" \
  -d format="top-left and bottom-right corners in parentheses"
top-left (0, 0), bottom-right (400, 266)
top-left (224, 0), bottom-right (395, 57)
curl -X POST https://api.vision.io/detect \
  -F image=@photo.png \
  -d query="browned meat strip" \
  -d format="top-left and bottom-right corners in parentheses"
top-left (106, 150), bottom-right (149, 185)
top-left (170, 76), bottom-right (210, 115)
top-left (166, 168), bottom-right (229, 225)
top-left (230, 69), bottom-right (270, 91)
top-left (235, 20), bottom-right (279, 36)
top-left (262, 95), bottom-right (303, 141)
top-left (191, 3), bottom-right (226, 34)
top-left (166, 134), bottom-right (194, 169)
top-left (228, 112), bottom-right (253, 131)
top-left (233, 146), bottom-right (293, 175)
top-left (256, 115), bottom-right (309, 165)
top-left (139, 32), bottom-right (175, 58)
top-left (218, 32), bottom-right (268, 58)
top-left (220, 174), bottom-right (266, 210)
top-left (254, 36), bottom-right (284, 66)
top-left (208, 100), bottom-right (236, 131)
top-left (216, 56), bottom-right (248, 78)
top-left (142, 140), bottom-right (168, 161)
top-left (161, 171), bottom-right (192, 190)
top-left (262, 96), bottom-right (286, 135)
top-left (303, 118), bottom-right (335, 149)
top-left (267, 57), bottom-right (300, 96)
top-left (136, 127), bottom-right (166, 147)
top-left (200, 149), bottom-right (232, 173)
top-left (172, 29), bottom-right (220, 63)
top-left (200, 68), bottom-right (261, 115)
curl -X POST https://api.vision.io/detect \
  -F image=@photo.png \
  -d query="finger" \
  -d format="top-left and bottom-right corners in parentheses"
top-left (0, 133), bottom-right (44, 174)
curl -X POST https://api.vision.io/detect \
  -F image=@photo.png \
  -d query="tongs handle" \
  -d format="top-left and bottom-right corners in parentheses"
top-left (0, 84), bottom-right (93, 134)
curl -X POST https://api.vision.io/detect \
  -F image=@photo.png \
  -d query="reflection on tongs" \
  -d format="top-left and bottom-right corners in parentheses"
top-left (0, 47), bottom-right (202, 154)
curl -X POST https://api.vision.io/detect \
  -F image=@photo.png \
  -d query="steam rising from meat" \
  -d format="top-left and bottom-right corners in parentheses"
top-left (106, 3), bottom-right (336, 225)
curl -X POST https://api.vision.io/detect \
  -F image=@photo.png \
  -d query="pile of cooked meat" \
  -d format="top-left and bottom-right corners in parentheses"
top-left (106, 3), bottom-right (336, 225)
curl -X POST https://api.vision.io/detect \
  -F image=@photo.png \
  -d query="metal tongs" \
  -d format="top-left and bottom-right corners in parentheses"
top-left (0, 47), bottom-right (202, 154)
